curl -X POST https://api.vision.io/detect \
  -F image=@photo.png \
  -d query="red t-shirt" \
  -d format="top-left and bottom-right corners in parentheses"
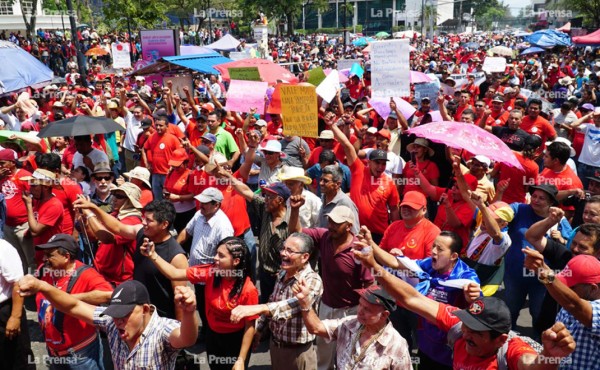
top-left (433, 189), bottom-right (475, 251)
top-left (95, 214), bottom-right (142, 284)
top-left (216, 183), bottom-right (251, 237)
top-left (402, 160), bottom-right (440, 196)
top-left (186, 265), bottom-right (259, 333)
top-left (164, 167), bottom-right (192, 196)
top-left (185, 120), bottom-right (206, 149)
top-left (494, 153), bottom-right (539, 204)
top-left (62, 144), bottom-right (77, 170)
top-left (349, 160), bottom-right (400, 235)
top-left (144, 132), bottom-right (182, 175)
top-left (435, 303), bottom-right (538, 369)
top-left (38, 261), bottom-right (113, 352)
top-left (2, 169), bottom-right (31, 226)
top-left (538, 167), bottom-right (583, 211)
top-left (53, 177), bottom-right (83, 235)
top-left (489, 111), bottom-right (509, 126)
top-left (453, 104), bottom-right (472, 122)
top-left (520, 115), bottom-right (556, 157)
top-left (140, 188), bottom-right (153, 208)
top-left (33, 197), bottom-right (64, 264)
top-left (379, 219), bottom-right (441, 259)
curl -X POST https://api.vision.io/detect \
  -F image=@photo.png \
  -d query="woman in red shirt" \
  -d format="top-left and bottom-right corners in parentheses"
top-left (142, 237), bottom-right (258, 370)
top-left (163, 148), bottom-right (196, 233)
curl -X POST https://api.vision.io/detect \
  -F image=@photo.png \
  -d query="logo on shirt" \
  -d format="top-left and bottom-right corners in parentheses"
top-left (2, 180), bottom-right (17, 199)
top-left (159, 143), bottom-right (165, 150)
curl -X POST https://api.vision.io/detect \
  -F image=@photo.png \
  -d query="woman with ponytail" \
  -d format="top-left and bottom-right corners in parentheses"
top-left (141, 236), bottom-right (258, 370)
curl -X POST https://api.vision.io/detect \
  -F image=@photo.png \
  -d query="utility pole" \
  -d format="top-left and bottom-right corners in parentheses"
top-left (127, 16), bottom-right (134, 62)
top-left (458, 0), bottom-right (463, 33)
top-left (65, 0), bottom-right (87, 83)
top-left (421, 0), bottom-right (425, 36)
top-left (343, 0), bottom-right (347, 50)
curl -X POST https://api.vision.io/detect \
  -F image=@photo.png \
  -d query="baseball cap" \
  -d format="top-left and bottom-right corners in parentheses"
top-left (357, 285), bottom-right (397, 312)
top-left (36, 234), bottom-right (79, 255)
top-left (492, 95), bottom-right (504, 103)
top-left (388, 111), bottom-right (398, 120)
top-left (201, 103), bottom-right (215, 112)
top-left (472, 155), bottom-right (491, 168)
top-left (366, 127), bottom-right (378, 134)
top-left (262, 182), bottom-right (291, 201)
top-left (100, 280), bottom-right (151, 319)
top-left (368, 149), bottom-right (389, 161)
top-left (0, 149), bottom-right (18, 161)
top-left (453, 297), bottom-right (511, 334)
top-left (107, 101), bottom-right (119, 109)
top-left (376, 129), bottom-right (391, 141)
top-left (581, 103), bottom-right (595, 111)
top-left (201, 133), bottom-right (217, 144)
top-left (557, 255), bottom-right (600, 287)
top-left (111, 182), bottom-right (143, 209)
top-left (168, 148), bottom-right (189, 167)
top-left (463, 173), bottom-right (479, 191)
top-left (255, 119), bottom-right (267, 127)
top-left (195, 187), bottom-right (224, 203)
top-left (529, 184), bottom-right (559, 205)
top-left (545, 137), bottom-right (576, 157)
top-left (326, 205), bottom-right (355, 225)
top-left (400, 191), bottom-right (427, 210)
top-left (487, 201), bottom-right (514, 222)
top-left (20, 169), bottom-right (60, 186)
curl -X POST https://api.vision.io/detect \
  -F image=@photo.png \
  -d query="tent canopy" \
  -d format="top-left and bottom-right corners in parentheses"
top-left (524, 29), bottom-right (571, 48)
top-left (180, 45), bottom-right (218, 56)
top-left (129, 52), bottom-right (232, 76)
top-left (214, 58), bottom-right (298, 85)
top-left (205, 34), bottom-right (241, 51)
top-left (573, 29), bottom-right (600, 46)
top-left (0, 40), bottom-right (53, 93)
top-left (557, 22), bottom-right (571, 32)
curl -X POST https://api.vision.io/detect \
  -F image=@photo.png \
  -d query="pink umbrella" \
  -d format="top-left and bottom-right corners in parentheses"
top-left (215, 58), bottom-right (299, 85)
top-left (324, 68), bottom-right (348, 83)
top-left (410, 71), bottom-right (432, 84)
top-left (368, 97), bottom-right (416, 120)
top-left (406, 121), bottom-right (523, 170)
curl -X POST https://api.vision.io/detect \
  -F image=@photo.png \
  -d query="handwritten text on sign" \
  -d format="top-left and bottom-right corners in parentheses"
top-left (280, 85), bottom-right (319, 138)
top-left (371, 39), bottom-right (410, 99)
top-left (228, 67), bottom-right (261, 81)
top-left (225, 80), bottom-right (268, 114)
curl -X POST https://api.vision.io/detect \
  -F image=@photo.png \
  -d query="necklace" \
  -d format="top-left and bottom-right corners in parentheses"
top-left (347, 324), bottom-right (386, 370)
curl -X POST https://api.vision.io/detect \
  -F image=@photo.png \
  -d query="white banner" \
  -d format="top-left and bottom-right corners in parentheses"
top-left (482, 57), bottom-right (507, 73)
top-left (371, 39), bottom-right (410, 99)
top-left (111, 43), bottom-right (131, 69)
top-left (316, 70), bottom-right (340, 103)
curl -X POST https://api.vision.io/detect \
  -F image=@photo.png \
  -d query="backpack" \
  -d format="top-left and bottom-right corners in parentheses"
top-left (447, 322), bottom-right (543, 370)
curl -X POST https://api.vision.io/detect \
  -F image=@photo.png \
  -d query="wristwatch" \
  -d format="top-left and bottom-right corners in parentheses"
top-left (538, 269), bottom-right (556, 285)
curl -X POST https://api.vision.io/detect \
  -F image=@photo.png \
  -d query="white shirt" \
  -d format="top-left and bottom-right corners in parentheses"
top-left (285, 189), bottom-right (322, 228)
top-left (466, 230), bottom-right (511, 266)
top-left (578, 124), bottom-right (600, 167)
top-left (0, 240), bottom-right (24, 304)
top-left (72, 148), bottom-right (109, 174)
top-left (122, 111), bottom-right (144, 152)
top-left (187, 209), bottom-right (234, 266)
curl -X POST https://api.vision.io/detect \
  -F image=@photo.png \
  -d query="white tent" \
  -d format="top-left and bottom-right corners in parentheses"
top-left (393, 31), bottom-right (421, 39)
top-left (205, 34), bottom-right (241, 51)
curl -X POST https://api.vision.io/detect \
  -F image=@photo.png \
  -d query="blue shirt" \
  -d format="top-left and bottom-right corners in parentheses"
top-left (306, 162), bottom-right (351, 196)
top-left (556, 300), bottom-right (600, 369)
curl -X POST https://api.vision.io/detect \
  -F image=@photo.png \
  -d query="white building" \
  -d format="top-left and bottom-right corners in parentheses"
top-left (0, 0), bottom-right (75, 32)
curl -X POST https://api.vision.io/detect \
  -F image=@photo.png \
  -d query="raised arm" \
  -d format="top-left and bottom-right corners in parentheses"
top-left (524, 207), bottom-right (564, 253)
top-left (168, 285), bottom-right (200, 348)
top-left (73, 195), bottom-right (142, 240)
top-left (328, 113), bottom-right (358, 166)
top-left (218, 167), bottom-right (255, 202)
top-left (140, 237), bottom-right (189, 281)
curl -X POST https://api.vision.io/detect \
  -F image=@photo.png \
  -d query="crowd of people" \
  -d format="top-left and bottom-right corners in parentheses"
top-left (0, 26), bottom-right (599, 370)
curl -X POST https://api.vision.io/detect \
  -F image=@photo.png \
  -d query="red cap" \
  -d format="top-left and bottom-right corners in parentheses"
top-left (557, 255), bottom-right (600, 287)
top-left (168, 148), bottom-right (189, 167)
top-left (400, 191), bottom-right (427, 209)
top-left (201, 103), bottom-right (215, 112)
top-left (0, 149), bottom-right (17, 161)
top-left (376, 129), bottom-right (391, 141)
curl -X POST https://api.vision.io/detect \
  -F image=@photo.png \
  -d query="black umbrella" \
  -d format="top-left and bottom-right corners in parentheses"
top-left (38, 116), bottom-right (124, 138)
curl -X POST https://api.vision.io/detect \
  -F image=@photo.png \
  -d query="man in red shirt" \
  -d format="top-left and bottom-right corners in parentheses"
top-left (0, 149), bottom-right (34, 272)
top-left (143, 115), bottom-right (182, 200)
top-left (453, 91), bottom-right (473, 121)
top-left (352, 247), bottom-right (575, 370)
top-left (328, 112), bottom-right (400, 243)
top-left (520, 99), bottom-right (557, 160)
top-left (378, 191), bottom-right (440, 259)
top-left (538, 141), bottom-right (583, 219)
top-left (34, 234), bottom-right (112, 367)
top-left (22, 169), bottom-right (65, 267)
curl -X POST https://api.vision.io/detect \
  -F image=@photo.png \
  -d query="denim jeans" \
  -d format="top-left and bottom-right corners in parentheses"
top-left (151, 174), bottom-right (167, 201)
top-left (48, 334), bottom-right (104, 370)
top-left (502, 272), bottom-right (546, 331)
top-left (242, 228), bottom-right (258, 281)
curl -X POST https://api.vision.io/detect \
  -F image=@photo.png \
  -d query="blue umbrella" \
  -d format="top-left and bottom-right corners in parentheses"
top-left (521, 46), bottom-right (545, 55)
top-left (524, 29), bottom-right (571, 48)
top-left (352, 37), bottom-right (375, 47)
top-left (463, 42), bottom-right (480, 49)
top-left (0, 41), bottom-right (53, 94)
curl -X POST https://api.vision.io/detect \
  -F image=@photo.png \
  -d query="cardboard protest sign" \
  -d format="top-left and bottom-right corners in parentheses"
top-left (482, 57), bottom-right (507, 73)
top-left (371, 39), bottom-right (410, 98)
top-left (225, 80), bottom-right (269, 114)
top-left (307, 67), bottom-right (327, 86)
top-left (316, 70), bottom-right (340, 103)
top-left (228, 67), bottom-right (261, 81)
top-left (280, 85), bottom-right (319, 138)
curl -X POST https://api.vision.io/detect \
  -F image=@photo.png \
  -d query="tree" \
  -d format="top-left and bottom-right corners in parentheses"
top-left (102, 0), bottom-right (169, 31)
top-left (10, 0), bottom-right (40, 39)
top-left (478, 7), bottom-right (506, 30)
top-left (553, 0), bottom-right (600, 28)
top-left (240, 0), bottom-right (327, 35)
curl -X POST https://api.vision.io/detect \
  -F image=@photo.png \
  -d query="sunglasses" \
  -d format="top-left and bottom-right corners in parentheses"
top-left (112, 193), bottom-right (128, 200)
top-left (94, 176), bottom-right (112, 181)
top-left (263, 150), bottom-right (279, 156)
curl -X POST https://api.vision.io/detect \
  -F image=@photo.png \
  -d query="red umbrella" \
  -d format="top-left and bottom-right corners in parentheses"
top-left (214, 59), bottom-right (299, 85)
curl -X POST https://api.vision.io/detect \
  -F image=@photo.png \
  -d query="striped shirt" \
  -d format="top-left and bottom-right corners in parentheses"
top-left (249, 196), bottom-right (290, 274)
top-left (93, 306), bottom-right (180, 370)
top-left (187, 209), bottom-right (234, 266)
top-left (256, 264), bottom-right (323, 344)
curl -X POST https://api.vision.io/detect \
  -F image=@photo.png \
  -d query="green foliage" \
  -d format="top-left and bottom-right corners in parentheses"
top-left (239, 0), bottom-right (328, 35)
top-left (102, 0), bottom-right (169, 30)
top-left (295, 26), bottom-right (362, 34)
top-left (478, 6), bottom-right (508, 30)
top-left (555, 0), bottom-right (600, 28)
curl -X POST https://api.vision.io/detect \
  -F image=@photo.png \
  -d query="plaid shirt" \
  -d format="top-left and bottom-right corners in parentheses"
top-left (256, 264), bottom-right (323, 344)
top-left (555, 299), bottom-right (600, 369)
top-left (93, 306), bottom-right (181, 369)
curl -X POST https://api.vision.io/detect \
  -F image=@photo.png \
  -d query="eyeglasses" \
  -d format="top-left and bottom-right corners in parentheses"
top-left (263, 151), bottom-right (278, 156)
top-left (319, 178), bottom-right (334, 184)
top-left (94, 176), bottom-right (112, 181)
top-left (112, 193), bottom-right (128, 200)
top-left (278, 247), bottom-right (305, 256)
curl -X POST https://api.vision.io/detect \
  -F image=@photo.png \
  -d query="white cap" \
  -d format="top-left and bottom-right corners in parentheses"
top-left (472, 155), bottom-right (491, 168)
